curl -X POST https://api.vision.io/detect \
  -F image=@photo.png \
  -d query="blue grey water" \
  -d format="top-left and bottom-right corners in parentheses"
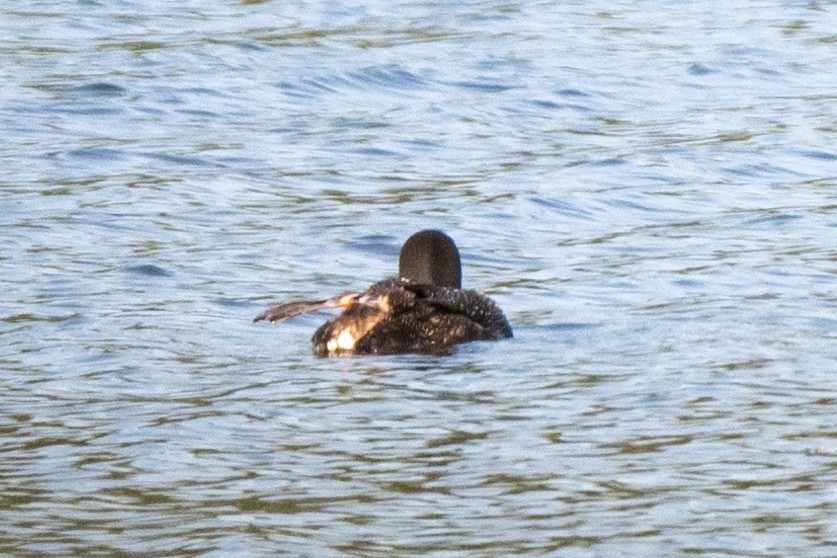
top-left (1, 1), bottom-right (835, 556)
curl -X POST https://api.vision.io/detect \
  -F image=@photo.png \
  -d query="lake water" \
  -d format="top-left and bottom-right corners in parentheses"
top-left (2, 1), bottom-right (835, 556)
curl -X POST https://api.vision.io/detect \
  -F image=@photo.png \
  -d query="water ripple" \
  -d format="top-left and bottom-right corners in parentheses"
top-left (2, 1), bottom-right (835, 556)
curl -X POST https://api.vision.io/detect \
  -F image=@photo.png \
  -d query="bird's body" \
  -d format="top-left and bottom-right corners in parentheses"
top-left (310, 278), bottom-right (512, 356)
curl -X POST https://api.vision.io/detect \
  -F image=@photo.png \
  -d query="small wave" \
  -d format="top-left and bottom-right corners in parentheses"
top-left (276, 64), bottom-right (430, 98)
top-left (70, 82), bottom-right (127, 97)
top-left (123, 264), bottom-right (173, 277)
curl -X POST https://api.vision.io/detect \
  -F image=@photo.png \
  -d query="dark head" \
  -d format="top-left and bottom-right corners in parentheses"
top-left (398, 230), bottom-right (462, 289)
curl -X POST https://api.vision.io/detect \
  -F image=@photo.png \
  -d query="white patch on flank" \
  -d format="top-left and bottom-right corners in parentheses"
top-left (336, 330), bottom-right (355, 350)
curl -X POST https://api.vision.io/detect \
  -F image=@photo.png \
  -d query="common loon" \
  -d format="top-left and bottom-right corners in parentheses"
top-left (254, 230), bottom-right (512, 356)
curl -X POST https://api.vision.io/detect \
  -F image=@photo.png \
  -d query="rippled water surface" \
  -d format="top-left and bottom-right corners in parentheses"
top-left (2, 1), bottom-right (836, 556)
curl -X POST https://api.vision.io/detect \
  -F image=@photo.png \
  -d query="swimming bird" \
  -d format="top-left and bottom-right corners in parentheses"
top-left (254, 230), bottom-right (512, 356)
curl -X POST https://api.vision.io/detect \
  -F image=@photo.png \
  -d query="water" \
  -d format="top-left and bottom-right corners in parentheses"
top-left (2, 1), bottom-right (835, 556)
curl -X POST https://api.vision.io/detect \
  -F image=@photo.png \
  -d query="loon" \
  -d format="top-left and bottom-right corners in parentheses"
top-left (254, 230), bottom-right (512, 356)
